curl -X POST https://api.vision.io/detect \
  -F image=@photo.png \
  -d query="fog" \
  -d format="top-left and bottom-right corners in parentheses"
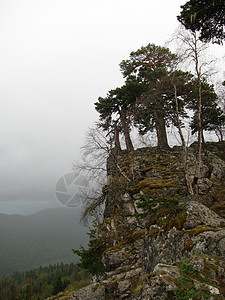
top-left (0, 0), bottom-right (223, 214)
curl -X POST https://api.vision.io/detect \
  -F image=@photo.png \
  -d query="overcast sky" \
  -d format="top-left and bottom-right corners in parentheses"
top-left (0, 0), bottom-right (224, 213)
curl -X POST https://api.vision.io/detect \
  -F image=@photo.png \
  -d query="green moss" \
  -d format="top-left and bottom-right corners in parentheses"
top-left (182, 239), bottom-right (194, 255)
top-left (133, 273), bottom-right (152, 296)
top-left (125, 229), bottom-right (145, 243)
top-left (102, 241), bottom-right (125, 256)
top-left (173, 212), bottom-right (187, 230)
top-left (156, 207), bottom-right (186, 234)
top-left (134, 178), bottom-right (174, 190)
top-left (188, 225), bottom-right (220, 237)
top-left (205, 141), bottom-right (225, 161)
top-left (134, 193), bottom-right (187, 234)
top-left (102, 230), bottom-right (145, 256)
top-left (148, 227), bottom-right (160, 238)
top-left (209, 183), bottom-right (225, 219)
top-left (105, 292), bottom-right (115, 300)
top-left (138, 166), bottom-right (154, 173)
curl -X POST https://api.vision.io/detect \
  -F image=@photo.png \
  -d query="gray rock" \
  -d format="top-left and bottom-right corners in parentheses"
top-left (184, 201), bottom-right (225, 227)
top-left (142, 229), bottom-right (184, 273)
top-left (187, 256), bottom-right (205, 271)
top-left (153, 263), bottom-right (180, 279)
top-left (66, 284), bottom-right (105, 300)
top-left (192, 230), bottom-right (225, 257)
top-left (197, 178), bottom-right (212, 194)
top-left (183, 215), bottom-right (201, 229)
top-left (117, 279), bottom-right (131, 294)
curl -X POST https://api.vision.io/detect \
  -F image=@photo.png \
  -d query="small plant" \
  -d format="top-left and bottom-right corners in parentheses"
top-left (73, 223), bottom-right (107, 275)
top-left (180, 262), bottom-right (197, 277)
top-left (174, 260), bottom-right (220, 299)
top-left (175, 284), bottom-right (212, 300)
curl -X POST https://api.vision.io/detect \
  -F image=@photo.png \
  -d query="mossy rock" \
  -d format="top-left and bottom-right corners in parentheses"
top-left (148, 227), bottom-right (160, 238)
top-left (182, 239), bottom-right (194, 255)
top-left (188, 225), bottom-right (220, 237)
top-left (209, 184), bottom-right (225, 218)
top-left (102, 230), bottom-right (145, 256)
top-left (133, 178), bottom-right (175, 191)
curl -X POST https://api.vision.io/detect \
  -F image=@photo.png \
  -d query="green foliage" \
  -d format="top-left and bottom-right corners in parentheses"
top-left (137, 190), bottom-right (180, 212)
top-left (94, 42), bottom-right (223, 151)
top-left (187, 80), bottom-right (225, 138)
top-left (119, 44), bottom-right (179, 141)
top-left (135, 190), bottom-right (187, 233)
top-left (119, 44), bottom-right (206, 149)
top-left (73, 228), bottom-right (107, 275)
top-left (120, 44), bottom-right (178, 80)
top-left (52, 276), bottom-right (70, 296)
top-left (94, 80), bottom-right (147, 150)
top-left (0, 262), bottom-right (90, 300)
top-left (180, 262), bottom-right (197, 277)
top-left (175, 284), bottom-right (212, 300)
top-left (174, 258), bottom-right (224, 299)
top-left (177, 0), bottom-right (225, 44)
top-left (175, 262), bottom-right (206, 299)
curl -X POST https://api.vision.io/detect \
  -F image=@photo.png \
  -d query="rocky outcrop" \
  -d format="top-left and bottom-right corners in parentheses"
top-left (49, 143), bottom-right (225, 300)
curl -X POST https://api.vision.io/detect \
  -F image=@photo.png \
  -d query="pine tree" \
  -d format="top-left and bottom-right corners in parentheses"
top-left (95, 80), bottom-right (146, 151)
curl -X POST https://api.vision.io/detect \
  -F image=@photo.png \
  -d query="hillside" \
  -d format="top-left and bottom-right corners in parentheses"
top-left (0, 207), bottom-right (89, 278)
top-left (0, 262), bottom-right (90, 300)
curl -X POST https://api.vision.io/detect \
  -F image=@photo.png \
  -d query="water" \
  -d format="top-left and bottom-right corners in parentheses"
top-left (0, 200), bottom-right (61, 215)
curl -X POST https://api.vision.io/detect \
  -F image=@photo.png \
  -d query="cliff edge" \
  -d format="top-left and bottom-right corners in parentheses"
top-left (49, 143), bottom-right (225, 300)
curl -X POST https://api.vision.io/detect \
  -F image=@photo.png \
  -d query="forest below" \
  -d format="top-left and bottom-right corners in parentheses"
top-left (0, 262), bottom-right (90, 300)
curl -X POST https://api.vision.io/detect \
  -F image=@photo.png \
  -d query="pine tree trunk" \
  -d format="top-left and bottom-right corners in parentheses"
top-left (114, 124), bottom-right (122, 156)
top-left (154, 110), bottom-right (169, 149)
top-left (120, 108), bottom-right (134, 151)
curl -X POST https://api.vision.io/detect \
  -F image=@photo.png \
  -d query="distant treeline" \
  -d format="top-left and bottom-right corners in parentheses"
top-left (0, 262), bottom-right (90, 300)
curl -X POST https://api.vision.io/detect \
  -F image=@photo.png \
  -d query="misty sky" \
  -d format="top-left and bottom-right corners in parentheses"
top-left (0, 0), bottom-right (224, 214)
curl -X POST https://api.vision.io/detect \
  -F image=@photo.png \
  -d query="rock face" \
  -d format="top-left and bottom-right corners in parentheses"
top-left (51, 143), bottom-right (225, 300)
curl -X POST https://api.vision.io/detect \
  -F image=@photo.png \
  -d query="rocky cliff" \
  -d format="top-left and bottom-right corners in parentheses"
top-left (49, 143), bottom-right (225, 300)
